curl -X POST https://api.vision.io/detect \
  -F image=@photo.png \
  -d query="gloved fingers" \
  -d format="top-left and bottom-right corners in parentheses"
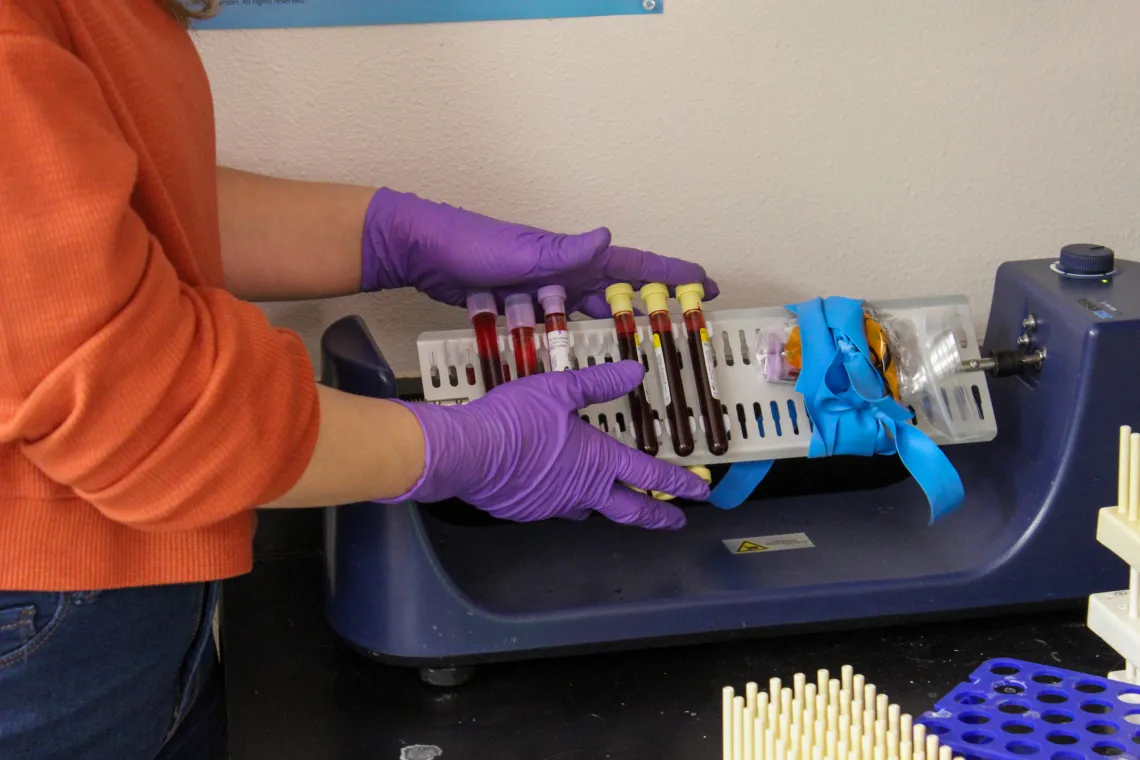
top-left (594, 483), bottom-right (687, 530)
top-left (533, 227), bottom-right (612, 276)
top-left (703, 276), bottom-right (721, 300)
top-left (571, 293), bottom-right (644, 320)
top-left (559, 507), bottom-right (593, 522)
top-left (601, 246), bottom-right (720, 299)
top-left (546, 361), bottom-right (646, 408)
top-left (574, 293), bottom-right (613, 320)
top-left (607, 440), bottom-right (710, 502)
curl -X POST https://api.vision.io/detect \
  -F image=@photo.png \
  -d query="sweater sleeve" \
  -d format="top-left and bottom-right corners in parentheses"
top-left (0, 29), bottom-right (320, 531)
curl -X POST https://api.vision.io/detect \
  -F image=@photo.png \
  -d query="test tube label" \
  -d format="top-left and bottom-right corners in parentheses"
top-left (547, 330), bottom-right (572, 372)
top-left (652, 333), bottom-right (672, 407)
top-left (700, 327), bottom-right (720, 399)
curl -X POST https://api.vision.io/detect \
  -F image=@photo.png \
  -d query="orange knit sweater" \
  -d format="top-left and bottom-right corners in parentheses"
top-left (0, 1), bottom-right (320, 590)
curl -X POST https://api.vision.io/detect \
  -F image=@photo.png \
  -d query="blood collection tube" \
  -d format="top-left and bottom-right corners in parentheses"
top-left (604, 284), bottom-right (658, 456)
top-left (506, 294), bottom-right (539, 379)
top-left (676, 283), bottom-right (728, 455)
top-left (466, 291), bottom-right (504, 391)
top-left (640, 283), bottom-right (695, 457)
top-left (648, 465), bottom-right (713, 501)
top-left (537, 285), bottom-right (573, 372)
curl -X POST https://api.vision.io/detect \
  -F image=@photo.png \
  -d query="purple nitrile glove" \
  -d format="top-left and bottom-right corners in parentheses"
top-left (360, 188), bottom-right (719, 319)
top-left (383, 361), bottom-right (707, 529)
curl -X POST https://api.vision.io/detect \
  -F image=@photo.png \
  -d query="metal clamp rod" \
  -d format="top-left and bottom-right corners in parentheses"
top-left (961, 348), bottom-right (1046, 378)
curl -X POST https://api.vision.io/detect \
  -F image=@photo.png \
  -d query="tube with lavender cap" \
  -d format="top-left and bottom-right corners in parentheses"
top-left (506, 293), bottom-right (539, 379)
top-left (537, 285), bottom-right (573, 372)
top-left (467, 291), bottom-right (504, 391)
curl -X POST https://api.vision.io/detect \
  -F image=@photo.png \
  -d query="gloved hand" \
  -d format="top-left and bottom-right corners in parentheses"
top-left (384, 361), bottom-right (707, 529)
top-left (360, 188), bottom-right (718, 318)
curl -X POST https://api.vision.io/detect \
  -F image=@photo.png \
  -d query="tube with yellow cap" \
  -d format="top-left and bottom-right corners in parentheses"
top-left (677, 283), bottom-right (728, 455)
top-left (649, 465), bottom-right (712, 501)
top-left (604, 284), bottom-right (658, 456)
top-left (628, 465), bottom-right (711, 500)
top-left (640, 283), bottom-right (695, 457)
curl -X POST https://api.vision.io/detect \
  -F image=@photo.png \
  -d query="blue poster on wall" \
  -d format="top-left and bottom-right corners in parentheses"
top-left (194, 0), bottom-right (660, 30)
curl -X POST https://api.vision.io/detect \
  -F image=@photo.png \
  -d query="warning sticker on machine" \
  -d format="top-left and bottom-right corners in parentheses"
top-left (722, 533), bottom-right (814, 555)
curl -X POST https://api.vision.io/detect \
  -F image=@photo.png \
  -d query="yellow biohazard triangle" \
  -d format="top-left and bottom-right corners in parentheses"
top-left (736, 541), bottom-right (767, 553)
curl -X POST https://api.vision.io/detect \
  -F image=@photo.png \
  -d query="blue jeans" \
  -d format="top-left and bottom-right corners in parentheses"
top-left (0, 582), bottom-right (226, 760)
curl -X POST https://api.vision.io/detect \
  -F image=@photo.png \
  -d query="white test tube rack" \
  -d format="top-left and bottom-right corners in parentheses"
top-left (720, 666), bottom-right (964, 760)
top-left (1086, 425), bottom-right (1140, 683)
top-left (416, 296), bottom-right (999, 468)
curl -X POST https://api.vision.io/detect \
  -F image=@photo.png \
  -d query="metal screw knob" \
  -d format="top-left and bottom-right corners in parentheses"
top-left (1022, 314), bottom-right (1038, 331)
top-left (1017, 333), bottom-right (1031, 348)
top-left (642, 0), bottom-right (657, 9)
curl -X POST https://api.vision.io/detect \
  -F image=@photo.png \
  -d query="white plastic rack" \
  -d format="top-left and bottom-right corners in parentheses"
top-left (720, 665), bottom-right (965, 760)
top-left (416, 295), bottom-right (999, 467)
top-left (1087, 425), bottom-right (1140, 684)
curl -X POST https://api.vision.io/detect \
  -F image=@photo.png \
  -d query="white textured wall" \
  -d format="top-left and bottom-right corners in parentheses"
top-left (194, 1), bottom-right (1140, 377)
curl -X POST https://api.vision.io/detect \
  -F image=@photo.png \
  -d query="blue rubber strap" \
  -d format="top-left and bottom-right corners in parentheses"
top-left (887, 418), bottom-right (965, 525)
top-left (708, 459), bottom-right (774, 509)
top-left (787, 296), bottom-right (964, 523)
top-left (704, 296), bottom-right (964, 522)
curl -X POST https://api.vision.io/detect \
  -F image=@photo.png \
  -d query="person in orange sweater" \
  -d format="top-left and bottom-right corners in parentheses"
top-left (0, 0), bottom-right (720, 758)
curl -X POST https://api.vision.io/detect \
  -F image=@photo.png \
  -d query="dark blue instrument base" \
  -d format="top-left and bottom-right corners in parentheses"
top-left (319, 256), bottom-right (1140, 669)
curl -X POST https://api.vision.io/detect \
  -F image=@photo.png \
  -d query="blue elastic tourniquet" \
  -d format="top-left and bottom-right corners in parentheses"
top-left (708, 296), bottom-right (965, 524)
top-left (708, 459), bottom-right (773, 509)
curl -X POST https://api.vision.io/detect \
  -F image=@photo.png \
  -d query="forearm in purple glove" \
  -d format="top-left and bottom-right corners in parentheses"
top-left (382, 361), bottom-right (707, 529)
top-left (360, 188), bottom-right (718, 318)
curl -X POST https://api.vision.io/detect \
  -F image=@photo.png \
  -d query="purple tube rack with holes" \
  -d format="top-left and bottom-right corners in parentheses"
top-left (917, 658), bottom-right (1140, 760)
